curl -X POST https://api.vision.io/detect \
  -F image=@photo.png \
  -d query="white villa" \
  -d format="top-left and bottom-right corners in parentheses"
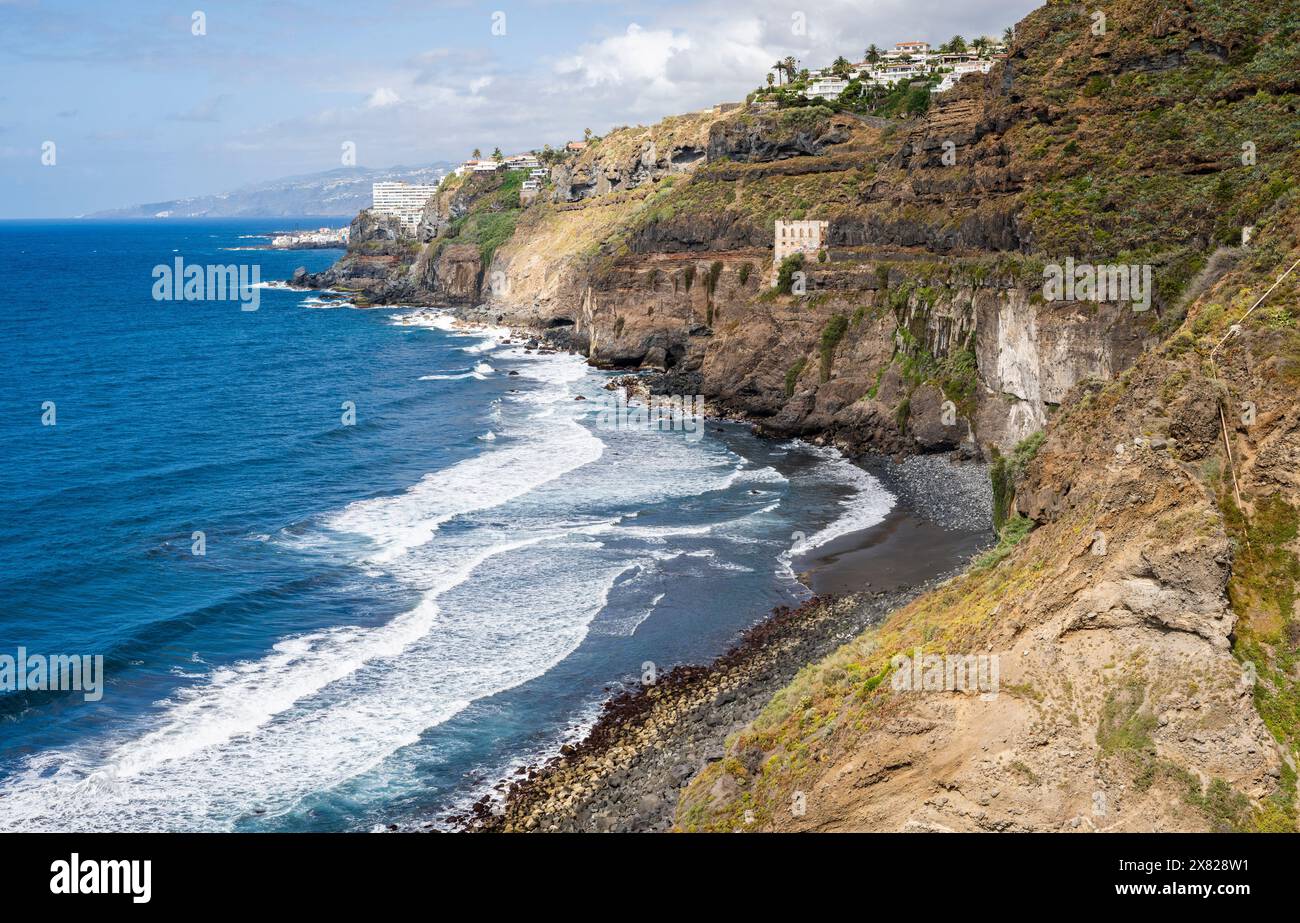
top-left (453, 153), bottom-right (545, 176)
top-left (892, 40), bottom-right (931, 56)
top-left (452, 159), bottom-right (505, 176)
top-left (806, 75), bottom-right (851, 100)
top-left (784, 38), bottom-right (1006, 99)
top-left (930, 58), bottom-right (995, 93)
top-left (371, 181), bottom-right (438, 234)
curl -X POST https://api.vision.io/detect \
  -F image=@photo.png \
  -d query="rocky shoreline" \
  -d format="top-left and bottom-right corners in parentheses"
top-left (444, 573), bottom-right (972, 833)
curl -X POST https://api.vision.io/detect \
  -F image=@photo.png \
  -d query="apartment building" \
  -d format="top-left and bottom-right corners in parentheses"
top-left (371, 181), bottom-right (437, 235)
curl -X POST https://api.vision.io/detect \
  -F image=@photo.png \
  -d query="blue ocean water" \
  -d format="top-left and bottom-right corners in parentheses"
top-left (0, 219), bottom-right (893, 831)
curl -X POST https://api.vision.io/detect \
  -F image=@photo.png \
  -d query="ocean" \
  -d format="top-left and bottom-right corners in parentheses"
top-left (0, 218), bottom-right (895, 831)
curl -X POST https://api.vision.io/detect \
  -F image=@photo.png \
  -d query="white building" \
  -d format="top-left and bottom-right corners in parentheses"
top-left (931, 73), bottom-right (959, 93)
top-left (807, 76), bottom-right (850, 99)
top-left (931, 59), bottom-right (995, 93)
top-left (894, 41), bottom-right (931, 56)
top-left (270, 226), bottom-right (350, 248)
top-left (954, 59), bottom-right (995, 76)
top-left (875, 62), bottom-right (927, 85)
top-left (773, 219), bottom-right (829, 284)
top-left (371, 181), bottom-right (438, 235)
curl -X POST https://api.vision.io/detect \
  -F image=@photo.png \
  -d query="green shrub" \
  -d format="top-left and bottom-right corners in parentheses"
top-left (818, 314), bottom-right (849, 381)
top-left (973, 513), bottom-right (1035, 569)
top-left (785, 358), bottom-right (807, 397)
top-left (894, 396), bottom-right (911, 431)
top-left (776, 253), bottom-right (804, 295)
top-left (990, 430), bottom-right (1045, 531)
top-left (706, 260), bottom-right (724, 295)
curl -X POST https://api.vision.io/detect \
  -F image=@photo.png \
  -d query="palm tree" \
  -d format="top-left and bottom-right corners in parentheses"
top-left (865, 44), bottom-right (880, 64)
top-left (946, 35), bottom-right (967, 54)
top-left (772, 60), bottom-right (786, 85)
top-left (765, 72), bottom-right (775, 87)
top-left (1003, 26), bottom-right (1014, 45)
top-left (472, 148), bottom-right (482, 159)
top-left (832, 55), bottom-right (851, 78)
top-left (972, 36), bottom-right (989, 56)
top-left (783, 56), bottom-right (798, 82)
top-left (492, 146), bottom-right (503, 161)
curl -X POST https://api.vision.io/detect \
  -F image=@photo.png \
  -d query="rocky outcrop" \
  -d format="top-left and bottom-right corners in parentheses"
top-left (296, 209), bottom-right (424, 302)
top-left (418, 170), bottom-right (507, 241)
top-left (550, 111), bottom-right (720, 203)
top-left (705, 106), bottom-right (853, 162)
top-left (420, 243), bottom-right (482, 303)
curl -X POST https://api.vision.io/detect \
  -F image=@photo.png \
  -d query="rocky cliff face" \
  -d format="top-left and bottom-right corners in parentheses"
top-left (678, 202), bottom-right (1300, 832)
top-left (302, 0), bottom-right (1300, 834)
top-left (672, 0), bottom-right (1300, 833)
top-left (303, 0), bottom-right (1292, 463)
top-left (549, 111), bottom-right (717, 203)
top-left (705, 106), bottom-right (854, 162)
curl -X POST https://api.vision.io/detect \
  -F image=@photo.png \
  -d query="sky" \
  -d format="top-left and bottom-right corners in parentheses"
top-left (0, 0), bottom-right (1040, 217)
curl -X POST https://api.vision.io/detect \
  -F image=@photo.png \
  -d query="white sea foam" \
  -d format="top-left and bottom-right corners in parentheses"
top-left (785, 442), bottom-right (894, 557)
top-left (0, 317), bottom-right (832, 832)
top-left (590, 591), bottom-right (666, 637)
top-left (326, 428), bottom-right (602, 564)
top-left (0, 532), bottom-right (627, 831)
top-left (0, 339), bottom-right (615, 830)
top-left (300, 297), bottom-right (355, 309)
top-left (254, 280), bottom-right (314, 292)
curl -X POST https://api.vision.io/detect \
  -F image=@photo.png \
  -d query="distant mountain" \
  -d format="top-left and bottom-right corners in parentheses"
top-left (85, 164), bottom-right (452, 219)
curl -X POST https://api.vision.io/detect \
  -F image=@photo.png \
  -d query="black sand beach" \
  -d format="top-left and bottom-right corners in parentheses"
top-left (445, 451), bottom-right (993, 833)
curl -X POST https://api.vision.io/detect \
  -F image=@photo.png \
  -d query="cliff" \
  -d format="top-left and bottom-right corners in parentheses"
top-left (674, 0), bottom-right (1300, 832)
top-left (306, 0), bottom-right (1300, 833)
top-left (305, 0), bottom-right (1293, 461)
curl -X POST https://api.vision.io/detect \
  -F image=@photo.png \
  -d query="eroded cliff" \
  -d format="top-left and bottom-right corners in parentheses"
top-left (307, 0), bottom-right (1300, 833)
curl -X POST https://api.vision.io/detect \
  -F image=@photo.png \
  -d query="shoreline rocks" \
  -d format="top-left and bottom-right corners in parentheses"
top-left (445, 586), bottom-right (941, 833)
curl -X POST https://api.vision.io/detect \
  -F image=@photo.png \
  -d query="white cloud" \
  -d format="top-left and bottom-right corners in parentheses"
top-left (366, 87), bottom-right (402, 108)
top-left (556, 24), bottom-right (692, 91)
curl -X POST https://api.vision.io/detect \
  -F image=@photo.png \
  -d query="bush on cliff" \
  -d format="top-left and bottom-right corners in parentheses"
top-left (991, 430), bottom-right (1045, 531)
top-left (775, 253), bottom-right (804, 295)
top-left (818, 314), bottom-right (849, 382)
